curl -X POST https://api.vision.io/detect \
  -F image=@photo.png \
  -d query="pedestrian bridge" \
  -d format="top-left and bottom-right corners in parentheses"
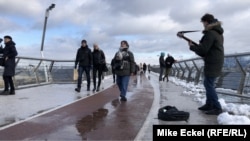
top-left (0, 54), bottom-right (249, 140)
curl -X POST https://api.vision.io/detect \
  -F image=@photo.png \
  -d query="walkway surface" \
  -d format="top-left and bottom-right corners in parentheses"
top-left (0, 73), bottom-right (218, 140)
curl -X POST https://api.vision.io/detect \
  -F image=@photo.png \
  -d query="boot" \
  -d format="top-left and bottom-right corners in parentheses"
top-left (198, 104), bottom-right (213, 111)
top-left (75, 87), bottom-right (80, 92)
top-left (205, 109), bottom-right (222, 115)
top-left (9, 90), bottom-right (15, 95)
top-left (92, 87), bottom-right (96, 92)
top-left (96, 86), bottom-right (100, 92)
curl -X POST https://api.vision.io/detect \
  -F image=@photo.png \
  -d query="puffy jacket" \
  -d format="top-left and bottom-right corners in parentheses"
top-left (190, 21), bottom-right (224, 77)
top-left (75, 46), bottom-right (92, 68)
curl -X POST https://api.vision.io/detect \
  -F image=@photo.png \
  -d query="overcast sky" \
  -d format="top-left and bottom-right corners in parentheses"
top-left (0, 0), bottom-right (250, 65)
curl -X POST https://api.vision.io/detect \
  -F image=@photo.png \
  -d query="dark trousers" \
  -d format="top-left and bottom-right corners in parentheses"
top-left (92, 66), bottom-right (103, 88)
top-left (159, 67), bottom-right (165, 81)
top-left (77, 66), bottom-right (91, 89)
top-left (3, 76), bottom-right (15, 91)
top-left (112, 69), bottom-right (116, 83)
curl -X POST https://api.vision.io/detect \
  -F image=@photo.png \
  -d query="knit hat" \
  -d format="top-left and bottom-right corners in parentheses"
top-left (4, 35), bottom-right (12, 40)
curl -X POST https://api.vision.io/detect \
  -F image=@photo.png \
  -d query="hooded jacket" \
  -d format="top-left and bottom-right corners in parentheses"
top-left (190, 21), bottom-right (224, 77)
top-left (0, 40), bottom-right (18, 76)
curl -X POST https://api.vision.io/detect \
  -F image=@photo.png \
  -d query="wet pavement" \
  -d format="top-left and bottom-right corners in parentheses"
top-left (135, 72), bottom-right (218, 141)
top-left (0, 75), bottom-right (154, 140)
top-left (0, 73), bottom-right (218, 141)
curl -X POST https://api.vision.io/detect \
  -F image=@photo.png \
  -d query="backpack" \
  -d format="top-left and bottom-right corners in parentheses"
top-left (158, 105), bottom-right (190, 122)
top-left (113, 51), bottom-right (130, 70)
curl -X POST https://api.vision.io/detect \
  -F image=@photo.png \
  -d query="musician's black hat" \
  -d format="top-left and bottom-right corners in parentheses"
top-left (201, 13), bottom-right (215, 24)
top-left (4, 35), bottom-right (12, 40)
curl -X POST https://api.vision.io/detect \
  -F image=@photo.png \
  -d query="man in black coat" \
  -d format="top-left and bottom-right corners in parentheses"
top-left (163, 54), bottom-right (177, 82)
top-left (0, 35), bottom-right (18, 95)
top-left (75, 39), bottom-right (93, 92)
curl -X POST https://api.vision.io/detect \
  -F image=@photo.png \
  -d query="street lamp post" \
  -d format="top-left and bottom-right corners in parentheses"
top-left (40, 3), bottom-right (55, 82)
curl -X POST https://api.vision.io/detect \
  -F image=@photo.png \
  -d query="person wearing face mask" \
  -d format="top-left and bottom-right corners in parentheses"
top-left (113, 40), bottom-right (135, 101)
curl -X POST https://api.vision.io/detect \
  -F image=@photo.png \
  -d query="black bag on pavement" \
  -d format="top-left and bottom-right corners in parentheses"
top-left (158, 105), bottom-right (190, 122)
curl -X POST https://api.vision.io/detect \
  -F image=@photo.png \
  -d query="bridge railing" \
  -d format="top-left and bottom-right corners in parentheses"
top-left (0, 56), bottom-right (112, 89)
top-left (151, 52), bottom-right (250, 98)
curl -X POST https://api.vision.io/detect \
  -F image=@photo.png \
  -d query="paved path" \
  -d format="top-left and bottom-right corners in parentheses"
top-left (0, 73), bottom-right (218, 141)
top-left (0, 75), bottom-right (154, 140)
top-left (135, 73), bottom-right (218, 141)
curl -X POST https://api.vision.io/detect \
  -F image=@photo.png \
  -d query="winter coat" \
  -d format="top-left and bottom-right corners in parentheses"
top-left (159, 56), bottom-right (165, 68)
top-left (165, 56), bottom-right (176, 68)
top-left (113, 48), bottom-right (135, 76)
top-left (75, 46), bottom-right (93, 68)
top-left (190, 21), bottom-right (224, 77)
top-left (0, 40), bottom-right (18, 76)
top-left (92, 49), bottom-right (105, 69)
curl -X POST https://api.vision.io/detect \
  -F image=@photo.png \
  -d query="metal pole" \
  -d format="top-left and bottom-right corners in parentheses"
top-left (41, 11), bottom-right (49, 83)
top-left (40, 4), bottom-right (55, 83)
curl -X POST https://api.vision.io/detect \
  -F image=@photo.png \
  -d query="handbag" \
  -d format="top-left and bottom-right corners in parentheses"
top-left (103, 64), bottom-right (109, 72)
top-left (73, 69), bottom-right (78, 81)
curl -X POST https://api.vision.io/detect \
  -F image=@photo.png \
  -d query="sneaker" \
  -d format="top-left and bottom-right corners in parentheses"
top-left (198, 104), bottom-right (213, 111)
top-left (75, 88), bottom-right (80, 92)
top-left (92, 88), bottom-right (96, 92)
top-left (204, 109), bottom-right (222, 115)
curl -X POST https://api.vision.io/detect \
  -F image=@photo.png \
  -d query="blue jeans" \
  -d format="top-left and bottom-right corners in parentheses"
top-left (116, 75), bottom-right (130, 97)
top-left (77, 66), bottom-right (91, 89)
top-left (203, 76), bottom-right (222, 109)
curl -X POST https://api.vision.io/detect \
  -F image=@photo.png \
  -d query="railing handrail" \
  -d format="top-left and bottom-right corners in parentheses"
top-left (16, 56), bottom-right (75, 62)
top-left (176, 51), bottom-right (250, 63)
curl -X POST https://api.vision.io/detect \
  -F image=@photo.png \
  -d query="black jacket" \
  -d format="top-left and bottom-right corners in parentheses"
top-left (0, 40), bottom-right (18, 76)
top-left (165, 56), bottom-right (176, 68)
top-left (75, 46), bottom-right (93, 68)
top-left (92, 49), bottom-right (105, 67)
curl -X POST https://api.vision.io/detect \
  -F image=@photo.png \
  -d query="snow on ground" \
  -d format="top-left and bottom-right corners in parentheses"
top-left (169, 76), bottom-right (250, 124)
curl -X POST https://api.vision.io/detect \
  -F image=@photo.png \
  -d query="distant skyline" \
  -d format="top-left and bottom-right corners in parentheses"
top-left (1, 0), bottom-right (250, 65)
